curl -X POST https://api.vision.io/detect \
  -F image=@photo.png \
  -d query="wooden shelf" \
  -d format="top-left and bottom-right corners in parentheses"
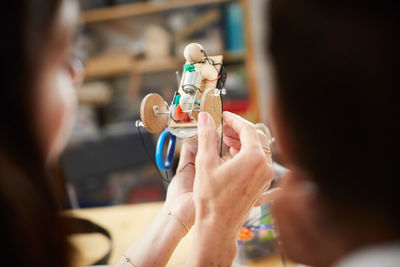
top-left (80, 0), bottom-right (235, 24)
top-left (84, 53), bottom-right (184, 79)
top-left (84, 51), bottom-right (244, 79)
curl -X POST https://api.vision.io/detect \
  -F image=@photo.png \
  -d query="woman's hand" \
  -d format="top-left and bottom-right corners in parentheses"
top-left (164, 143), bottom-right (196, 229)
top-left (187, 111), bottom-right (275, 266)
top-left (113, 142), bottom-right (197, 267)
top-left (223, 121), bottom-right (273, 157)
top-left (194, 111), bottom-right (274, 231)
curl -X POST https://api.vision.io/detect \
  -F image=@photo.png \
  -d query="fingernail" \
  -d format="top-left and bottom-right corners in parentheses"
top-left (198, 112), bottom-right (209, 127)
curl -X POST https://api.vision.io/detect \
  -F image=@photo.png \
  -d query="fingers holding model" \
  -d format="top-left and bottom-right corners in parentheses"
top-left (187, 111), bottom-right (274, 266)
top-left (222, 114), bottom-right (271, 158)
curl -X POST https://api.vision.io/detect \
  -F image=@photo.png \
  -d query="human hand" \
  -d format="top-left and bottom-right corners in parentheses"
top-left (224, 118), bottom-right (286, 207)
top-left (194, 111), bottom-right (275, 236)
top-left (165, 142), bottom-right (196, 229)
top-left (223, 120), bottom-right (273, 158)
top-left (116, 144), bottom-right (197, 267)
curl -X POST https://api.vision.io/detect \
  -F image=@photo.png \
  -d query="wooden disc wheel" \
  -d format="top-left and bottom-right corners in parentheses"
top-left (140, 93), bottom-right (168, 133)
top-left (200, 88), bottom-right (222, 128)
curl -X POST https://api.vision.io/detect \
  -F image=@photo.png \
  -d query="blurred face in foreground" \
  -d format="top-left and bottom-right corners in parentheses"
top-left (35, 0), bottom-right (82, 163)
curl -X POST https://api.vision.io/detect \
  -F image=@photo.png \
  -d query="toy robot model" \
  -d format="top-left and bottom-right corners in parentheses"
top-left (138, 43), bottom-right (227, 170)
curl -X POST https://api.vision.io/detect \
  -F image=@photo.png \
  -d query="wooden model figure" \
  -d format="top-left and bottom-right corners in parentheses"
top-left (139, 43), bottom-right (227, 170)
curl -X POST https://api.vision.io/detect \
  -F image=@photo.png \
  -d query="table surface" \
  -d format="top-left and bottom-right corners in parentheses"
top-left (66, 202), bottom-right (296, 267)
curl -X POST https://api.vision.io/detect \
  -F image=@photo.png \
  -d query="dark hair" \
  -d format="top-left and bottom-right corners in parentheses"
top-left (0, 1), bottom-right (71, 266)
top-left (269, 0), bottom-right (399, 229)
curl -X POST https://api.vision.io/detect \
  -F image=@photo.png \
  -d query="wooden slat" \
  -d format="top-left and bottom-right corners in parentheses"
top-left (84, 52), bottom-right (134, 78)
top-left (80, 0), bottom-right (235, 24)
top-left (173, 9), bottom-right (221, 40)
top-left (84, 53), bottom-right (184, 79)
top-left (83, 52), bottom-right (242, 80)
top-left (241, 0), bottom-right (261, 122)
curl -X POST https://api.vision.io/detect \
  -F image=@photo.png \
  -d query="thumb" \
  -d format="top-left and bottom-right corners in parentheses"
top-left (196, 112), bottom-right (218, 167)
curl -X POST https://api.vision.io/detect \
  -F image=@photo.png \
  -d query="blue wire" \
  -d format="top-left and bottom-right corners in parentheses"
top-left (156, 129), bottom-right (177, 170)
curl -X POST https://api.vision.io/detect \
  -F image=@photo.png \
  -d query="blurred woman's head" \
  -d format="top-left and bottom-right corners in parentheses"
top-left (2, 0), bottom-right (80, 165)
top-left (268, 0), bottom-right (399, 265)
top-left (0, 0), bottom-right (79, 266)
top-left (36, 0), bottom-right (80, 162)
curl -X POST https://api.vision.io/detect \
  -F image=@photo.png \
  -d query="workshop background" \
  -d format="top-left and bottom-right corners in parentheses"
top-left (57, 0), bottom-right (270, 209)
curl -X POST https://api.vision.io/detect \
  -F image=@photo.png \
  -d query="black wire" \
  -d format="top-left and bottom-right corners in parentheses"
top-left (203, 50), bottom-right (221, 75)
top-left (136, 120), bottom-right (171, 184)
top-left (220, 93), bottom-right (224, 158)
top-left (178, 162), bottom-right (195, 173)
top-left (165, 170), bottom-right (169, 182)
top-left (199, 50), bottom-right (225, 157)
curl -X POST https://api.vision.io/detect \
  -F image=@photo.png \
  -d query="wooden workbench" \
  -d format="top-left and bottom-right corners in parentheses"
top-left (66, 202), bottom-right (296, 267)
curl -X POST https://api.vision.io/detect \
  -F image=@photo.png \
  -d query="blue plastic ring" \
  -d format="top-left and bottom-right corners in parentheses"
top-left (155, 129), bottom-right (177, 170)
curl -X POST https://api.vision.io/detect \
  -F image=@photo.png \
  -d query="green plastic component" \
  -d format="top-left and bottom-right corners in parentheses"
top-left (183, 64), bottom-right (195, 72)
top-left (174, 94), bottom-right (181, 105)
top-left (259, 204), bottom-right (274, 242)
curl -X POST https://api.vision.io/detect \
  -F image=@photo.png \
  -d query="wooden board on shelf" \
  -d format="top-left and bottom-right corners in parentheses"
top-left (84, 52), bottom-right (134, 79)
top-left (84, 53), bottom-right (184, 79)
top-left (83, 52), bottom-right (241, 80)
top-left (173, 9), bottom-right (221, 41)
top-left (241, 0), bottom-right (261, 122)
top-left (80, 0), bottom-right (235, 24)
top-left (132, 57), bottom-right (184, 74)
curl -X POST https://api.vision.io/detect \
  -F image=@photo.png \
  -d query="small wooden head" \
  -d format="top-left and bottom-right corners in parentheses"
top-left (183, 43), bottom-right (204, 63)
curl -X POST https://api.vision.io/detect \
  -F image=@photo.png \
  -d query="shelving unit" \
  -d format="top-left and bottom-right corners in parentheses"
top-left (62, 0), bottom-right (260, 207)
top-left (75, 0), bottom-right (262, 136)
top-left (80, 0), bottom-right (235, 24)
top-left (78, 0), bottom-right (260, 116)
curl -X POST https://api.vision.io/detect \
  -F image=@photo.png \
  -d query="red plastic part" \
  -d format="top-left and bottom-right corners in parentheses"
top-left (176, 104), bottom-right (186, 121)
